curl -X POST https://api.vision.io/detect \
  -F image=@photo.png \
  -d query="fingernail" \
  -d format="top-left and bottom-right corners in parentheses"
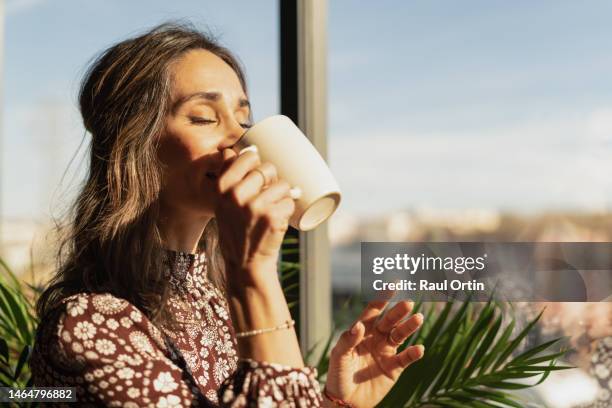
top-left (415, 344), bottom-right (425, 358)
top-left (238, 145), bottom-right (258, 155)
top-left (289, 187), bottom-right (302, 200)
top-left (350, 321), bottom-right (361, 335)
top-left (415, 313), bottom-right (424, 323)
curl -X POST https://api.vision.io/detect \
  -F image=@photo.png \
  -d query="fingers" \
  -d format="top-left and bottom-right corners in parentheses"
top-left (330, 321), bottom-right (365, 360)
top-left (358, 289), bottom-right (397, 331)
top-left (249, 183), bottom-right (296, 230)
top-left (254, 162), bottom-right (279, 187)
top-left (388, 345), bottom-right (425, 378)
top-left (375, 300), bottom-right (415, 335)
top-left (228, 163), bottom-right (279, 206)
top-left (217, 150), bottom-right (261, 194)
top-left (388, 312), bottom-right (423, 346)
top-left (250, 180), bottom-right (293, 209)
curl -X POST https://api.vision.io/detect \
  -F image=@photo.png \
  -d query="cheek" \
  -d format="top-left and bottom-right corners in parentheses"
top-left (158, 132), bottom-right (197, 167)
top-left (157, 130), bottom-right (217, 210)
top-left (157, 134), bottom-right (198, 195)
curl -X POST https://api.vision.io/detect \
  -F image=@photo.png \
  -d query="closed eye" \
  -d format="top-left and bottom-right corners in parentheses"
top-left (189, 116), bottom-right (251, 129)
top-left (189, 116), bottom-right (216, 125)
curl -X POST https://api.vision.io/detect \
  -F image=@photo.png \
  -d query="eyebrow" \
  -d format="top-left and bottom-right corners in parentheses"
top-left (172, 91), bottom-right (250, 113)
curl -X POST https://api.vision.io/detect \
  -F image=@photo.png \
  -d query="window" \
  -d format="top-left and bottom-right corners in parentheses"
top-left (328, 2), bottom-right (612, 406)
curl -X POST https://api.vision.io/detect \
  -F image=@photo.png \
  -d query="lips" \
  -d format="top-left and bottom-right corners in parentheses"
top-left (206, 157), bottom-right (225, 180)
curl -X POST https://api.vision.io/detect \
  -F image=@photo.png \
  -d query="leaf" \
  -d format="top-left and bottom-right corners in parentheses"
top-left (279, 269), bottom-right (299, 282)
top-left (279, 261), bottom-right (300, 270)
top-left (423, 300), bottom-right (454, 349)
top-left (508, 337), bottom-right (563, 366)
top-left (532, 359), bottom-right (558, 386)
top-left (446, 302), bottom-right (496, 388)
top-left (424, 298), bottom-right (474, 398)
top-left (315, 327), bottom-right (336, 381)
top-left (478, 319), bottom-right (515, 375)
top-left (480, 381), bottom-right (535, 390)
top-left (282, 282), bottom-right (299, 293)
top-left (281, 236), bottom-right (299, 245)
top-left (0, 284), bottom-right (32, 345)
top-left (0, 376), bottom-right (13, 387)
top-left (0, 363), bottom-right (14, 381)
top-left (463, 313), bottom-right (503, 380)
top-left (463, 387), bottom-right (523, 408)
top-left (520, 350), bottom-right (568, 366)
top-left (509, 365), bottom-right (575, 372)
top-left (493, 310), bottom-right (545, 371)
top-left (14, 345), bottom-right (31, 381)
top-left (0, 258), bottom-right (22, 290)
top-left (0, 338), bottom-right (8, 363)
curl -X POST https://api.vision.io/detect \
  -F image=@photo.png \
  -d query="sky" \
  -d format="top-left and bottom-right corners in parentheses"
top-left (3, 0), bottom-right (612, 220)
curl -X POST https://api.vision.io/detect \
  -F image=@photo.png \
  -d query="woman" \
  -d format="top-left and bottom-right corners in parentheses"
top-left (30, 22), bottom-right (425, 407)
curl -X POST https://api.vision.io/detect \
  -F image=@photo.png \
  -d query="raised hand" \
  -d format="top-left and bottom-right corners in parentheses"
top-left (324, 294), bottom-right (424, 408)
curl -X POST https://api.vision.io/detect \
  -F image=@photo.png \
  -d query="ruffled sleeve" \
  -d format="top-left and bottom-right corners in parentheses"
top-left (218, 358), bottom-right (323, 407)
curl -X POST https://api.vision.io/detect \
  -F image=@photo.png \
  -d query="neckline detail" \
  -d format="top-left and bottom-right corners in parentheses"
top-left (162, 248), bottom-right (207, 291)
top-left (163, 247), bottom-right (204, 257)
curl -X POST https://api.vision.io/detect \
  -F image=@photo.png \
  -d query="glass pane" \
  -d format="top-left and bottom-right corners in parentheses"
top-left (328, 2), bottom-right (612, 406)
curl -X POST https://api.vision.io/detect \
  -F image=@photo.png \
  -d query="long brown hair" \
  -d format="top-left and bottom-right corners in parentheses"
top-left (35, 21), bottom-right (248, 330)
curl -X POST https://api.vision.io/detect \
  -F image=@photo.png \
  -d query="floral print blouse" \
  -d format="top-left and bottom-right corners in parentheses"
top-left (30, 249), bottom-right (323, 407)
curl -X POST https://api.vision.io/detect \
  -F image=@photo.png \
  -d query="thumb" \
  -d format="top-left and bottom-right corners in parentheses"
top-left (332, 321), bottom-right (365, 358)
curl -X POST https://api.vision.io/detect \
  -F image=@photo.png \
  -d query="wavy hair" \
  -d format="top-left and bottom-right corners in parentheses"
top-left (35, 21), bottom-right (248, 330)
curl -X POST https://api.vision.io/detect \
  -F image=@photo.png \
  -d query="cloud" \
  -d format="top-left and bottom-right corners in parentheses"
top-left (587, 107), bottom-right (612, 142)
top-left (328, 112), bottom-right (612, 215)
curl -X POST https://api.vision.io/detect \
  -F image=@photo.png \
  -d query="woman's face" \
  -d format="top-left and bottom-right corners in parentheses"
top-left (158, 49), bottom-right (251, 217)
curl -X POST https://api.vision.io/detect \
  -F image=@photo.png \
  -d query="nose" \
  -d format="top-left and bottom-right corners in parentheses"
top-left (218, 117), bottom-right (247, 151)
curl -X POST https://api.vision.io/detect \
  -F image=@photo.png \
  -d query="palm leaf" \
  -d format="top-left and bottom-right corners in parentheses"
top-left (280, 236), bottom-right (300, 312)
top-left (0, 257), bottom-right (39, 400)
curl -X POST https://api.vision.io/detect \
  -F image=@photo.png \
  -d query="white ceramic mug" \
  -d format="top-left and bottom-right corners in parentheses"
top-left (232, 115), bottom-right (341, 231)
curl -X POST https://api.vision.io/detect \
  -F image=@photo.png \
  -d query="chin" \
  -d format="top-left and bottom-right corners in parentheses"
top-left (193, 201), bottom-right (216, 218)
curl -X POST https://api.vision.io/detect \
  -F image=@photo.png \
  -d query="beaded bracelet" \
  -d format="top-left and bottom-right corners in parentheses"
top-left (323, 386), bottom-right (354, 407)
top-left (235, 319), bottom-right (295, 338)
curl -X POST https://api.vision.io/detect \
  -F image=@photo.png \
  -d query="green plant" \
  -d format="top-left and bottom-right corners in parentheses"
top-left (0, 257), bottom-right (41, 405)
top-left (303, 292), bottom-right (574, 408)
top-left (279, 235), bottom-right (300, 311)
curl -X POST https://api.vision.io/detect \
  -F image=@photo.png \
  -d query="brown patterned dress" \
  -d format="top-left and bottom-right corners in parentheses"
top-left (30, 249), bottom-right (324, 407)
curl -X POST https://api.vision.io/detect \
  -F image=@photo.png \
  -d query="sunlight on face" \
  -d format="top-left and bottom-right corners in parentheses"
top-left (158, 49), bottom-right (251, 217)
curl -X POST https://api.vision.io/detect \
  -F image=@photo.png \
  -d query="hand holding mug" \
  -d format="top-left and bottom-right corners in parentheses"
top-left (213, 147), bottom-right (297, 283)
top-left (233, 115), bottom-right (341, 231)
